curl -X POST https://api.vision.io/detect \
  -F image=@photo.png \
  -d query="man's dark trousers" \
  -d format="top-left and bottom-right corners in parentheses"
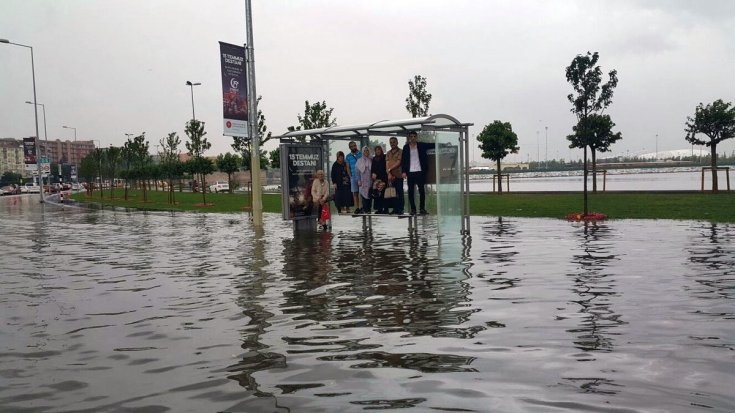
top-left (406, 172), bottom-right (425, 212)
top-left (391, 177), bottom-right (404, 213)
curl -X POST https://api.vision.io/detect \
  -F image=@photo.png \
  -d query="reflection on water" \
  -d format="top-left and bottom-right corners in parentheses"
top-left (1, 196), bottom-right (734, 412)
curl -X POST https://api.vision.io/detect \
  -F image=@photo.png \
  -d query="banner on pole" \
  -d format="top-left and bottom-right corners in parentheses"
top-left (280, 143), bottom-right (323, 220)
top-left (219, 42), bottom-right (248, 138)
top-left (23, 137), bottom-right (37, 165)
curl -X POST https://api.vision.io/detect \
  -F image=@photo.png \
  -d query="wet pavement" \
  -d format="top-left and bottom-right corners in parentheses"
top-left (1, 195), bottom-right (734, 412)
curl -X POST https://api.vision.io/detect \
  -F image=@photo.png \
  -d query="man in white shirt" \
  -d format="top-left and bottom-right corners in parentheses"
top-left (400, 131), bottom-right (430, 215)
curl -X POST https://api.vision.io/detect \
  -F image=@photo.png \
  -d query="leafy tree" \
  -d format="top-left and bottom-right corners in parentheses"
top-left (568, 114), bottom-right (622, 189)
top-left (287, 100), bottom-right (337, 142)
top-left (185, 119), bottom-right (211, 204)
top-left (104, 146), bottom-right (122, 199)
top-left (405, 75), bottom-right (432, 118)
top-left (1, 171), bottom-right (22, 187)
top-left (216, 152), bottom-right (241, 193)
top-left (685, 99), bottom-right (735, 192)
top-left (232, 95), bottom-right (273, 166)
top-left (269, 148), bottom-right (280, 169)
top-left (566, 51), bottom-right (618, 214)
top-left (160, 132), bottom-right (182, 204)
top-left (477, 121), bottom-right (520, 193)
top-left (126, 133), bottom-right (152, 202)
top-left (92, 148), bottom-right (104, 198)
top-left (79, 153), bottom-right (99, 196)
top-left (241, 148), bottom-right (268, 171)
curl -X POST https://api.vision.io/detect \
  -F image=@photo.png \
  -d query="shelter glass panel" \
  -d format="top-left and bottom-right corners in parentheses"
top-left (432, 131), bottom-right (462, 234)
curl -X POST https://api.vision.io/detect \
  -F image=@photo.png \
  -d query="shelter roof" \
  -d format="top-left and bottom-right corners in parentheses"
top-left (276, 114), bottom-right (472, 141)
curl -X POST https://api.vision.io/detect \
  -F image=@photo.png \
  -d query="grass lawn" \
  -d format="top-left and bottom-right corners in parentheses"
top-left (71, 189), bottom-right (735, 222)
top-left (470, 192), bottom-right (735, 222)
top-left (70, 189), bottom-right (282, 214)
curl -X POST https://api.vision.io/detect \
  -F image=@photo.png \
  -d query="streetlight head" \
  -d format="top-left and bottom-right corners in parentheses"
top-left (186, 81), bottom-right (193, 86)
top-left (0, 39), bottom-right (9, 43)
top-left (25, 101), bottom-right (33, 104)
top-left (63, 125), bottom-right (69, 128)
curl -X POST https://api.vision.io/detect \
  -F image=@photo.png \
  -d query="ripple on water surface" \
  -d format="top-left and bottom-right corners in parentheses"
top-left (0, 197), bottom-right (734, 412)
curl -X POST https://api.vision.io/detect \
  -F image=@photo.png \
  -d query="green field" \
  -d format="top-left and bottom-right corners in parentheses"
top-left (71, 189), bottom-right (735, 222)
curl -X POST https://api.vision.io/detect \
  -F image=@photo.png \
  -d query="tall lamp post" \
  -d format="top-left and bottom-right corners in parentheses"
top-left (185, 81), bottom-right (201, 120)
top-left (62, 125), bottom-right (77, 165)
top-left (25, 101), bottom-right (49, 194)
top-left (545, 126), bottom-right (548, 170)
top-left (2, 38), bottom-right (43, 202)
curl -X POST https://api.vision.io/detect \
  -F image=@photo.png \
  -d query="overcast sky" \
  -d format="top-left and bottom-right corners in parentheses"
top-left (2, 0), bottom-right (735, 164)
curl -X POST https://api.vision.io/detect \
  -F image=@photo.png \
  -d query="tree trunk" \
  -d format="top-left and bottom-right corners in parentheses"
top-left (583, 146), bottom-right (588, 216)
top-left (711, 144), bottom-right (718, 192)
top-left (228, 172), bottom-right (233, 193)
top-left (591, 149), bottom-right (597, 193)
top-left (496, 159), bottom-right (502, 194)
top-left (201, 173), bottom-right (207, 204)
top-left (124, 179), bottom-right (129, 201)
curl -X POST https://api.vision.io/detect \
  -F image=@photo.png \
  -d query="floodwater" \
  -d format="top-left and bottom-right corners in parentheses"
top-left (1, 195), bottom-right (734, 412)
top-left (470, 168), bottom-right (731, 192)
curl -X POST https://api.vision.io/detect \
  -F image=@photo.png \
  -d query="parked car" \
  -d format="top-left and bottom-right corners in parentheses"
top-left (23, 183), bottom-right (41, 193)
top-left (209, 181), bottom-right (229, 193)
top-left (1, 185), bottom-right (22, 195)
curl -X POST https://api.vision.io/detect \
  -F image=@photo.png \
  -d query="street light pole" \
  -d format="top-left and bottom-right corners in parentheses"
top-left (2, 38), bottom-right (43, 203)
top-left (545, 126), bottom-right (548, 170)
top-left (62, 125), bottom-right (77, 165)
top-left (655, 134), bottom-right (658, 160)
top-left (185, 81), bottom-right (201, 120)
top-left (25, 101), bottom-right (49, 195)
top-left (245, 0), bottom-right (263, 227)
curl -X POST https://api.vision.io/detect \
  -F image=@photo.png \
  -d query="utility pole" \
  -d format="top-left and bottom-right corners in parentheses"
top-left (245, 0), bottom-right (263, 227)
top-left (545, 126), bottom-right (548, 169)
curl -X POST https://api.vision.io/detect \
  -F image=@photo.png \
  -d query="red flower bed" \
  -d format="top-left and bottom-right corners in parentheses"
top-left (565, 212), bottom-right (608, 221)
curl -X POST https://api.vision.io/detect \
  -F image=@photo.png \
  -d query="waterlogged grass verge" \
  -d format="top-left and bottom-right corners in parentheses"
top-left (71, 189), bottom-right (735, 222)
top-left (469, 192), bottom-right (735, 222)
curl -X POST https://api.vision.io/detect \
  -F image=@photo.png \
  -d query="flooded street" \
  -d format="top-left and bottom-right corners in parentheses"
top-left (1, 195), bottom-right (734, 412)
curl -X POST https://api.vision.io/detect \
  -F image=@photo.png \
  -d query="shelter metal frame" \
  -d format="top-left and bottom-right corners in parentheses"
top-left (275, 114), bottom-right (473, 234)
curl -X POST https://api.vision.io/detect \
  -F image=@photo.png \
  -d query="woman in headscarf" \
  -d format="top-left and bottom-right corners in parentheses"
top-left (371, 145), bottom-right (389, 214)
top-left (355, 146), bottom-right (373, 214)
top-left (331, 151), bottom-right (352, 213)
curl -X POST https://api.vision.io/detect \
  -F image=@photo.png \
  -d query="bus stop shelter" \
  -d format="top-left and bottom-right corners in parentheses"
top-left (275, 114), bottom-right (472, 234)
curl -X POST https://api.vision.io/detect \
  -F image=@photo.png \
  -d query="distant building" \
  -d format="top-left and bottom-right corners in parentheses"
top-left (0, 138), bottom-right (26, 175)
top-left (39, 139), bottom-right (96, 166)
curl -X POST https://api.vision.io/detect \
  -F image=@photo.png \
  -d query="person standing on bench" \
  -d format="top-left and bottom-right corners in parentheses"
top-left (371, 145), bottom-right (389, 214)
top-left (331, 151), bottom-right (353, 214)
top-left (401, 131), bottom-right (429, 215)
top-left (346, 141), bottom-right (362, 213)
top-left (386, 137), bottom-right (404, 215)
top-left (355, 146), bottom-right (373, 214)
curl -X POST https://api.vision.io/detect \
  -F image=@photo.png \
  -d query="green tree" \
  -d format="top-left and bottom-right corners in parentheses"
top-left (160, 132), bottom-right (182, 204)
top-left (405, 75), bottom-right (432, 118)
top-left (685, 99), bottom-right (735, 192)
top-left (185, 119), bottom-right (211, 204)
top-left (477, 121), bottom-right (520, 194)
top-left (126, 133), bottom-right (152, 202)
top-left (232, 96), bottom-right (273, 165)
top-left (269, 147), bottom-right (280, 169)
top-left (216, 152), bottom-right (241, 193)
top-left (566, 51), bottom-right (618, 214)
top-left (92, 148), bottom-right (104, 198)
top-left (1, 171), bottom-right (22, 187)
top-left (287, 100), bottom-right (337, 142)
top-left (104, 146), bottom-right (122, 199)
top-left (241, 148), bottom-right (268, 171)
top-left (568, 114), bottom-right (622, 189)
top-left (78, 153), bottom-right (99, 196)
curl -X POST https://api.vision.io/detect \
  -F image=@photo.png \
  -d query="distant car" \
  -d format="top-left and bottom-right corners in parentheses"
top-left (23, 183), bottom-right (41, 193)
top-left (71, 183), bottom-right (81, 191)
top-left (1, 185), bottom-right (21, 195)
top-left (209, 181), bottom-right (229, 193)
